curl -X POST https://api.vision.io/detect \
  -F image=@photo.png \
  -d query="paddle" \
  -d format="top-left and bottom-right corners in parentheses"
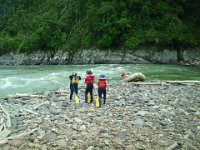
top-left (87, 93), bottom-right (91, 103)
top-left (95, 96), bottom-right (100, 108)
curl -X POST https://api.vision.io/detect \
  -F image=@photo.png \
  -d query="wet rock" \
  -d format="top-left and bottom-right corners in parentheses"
top-left (86, 146), bottom-right (94, 150)
top-left (28, 136), bottom-right (35, 143)
top-left (39, 107), bottom-right (50, 114)
top-left (104, 139), bottom-right (110, 145)
top-left (74, 117), bottom-right (83, 123)
top-left (50, 108), bottom-right (60, 115)
top-left (116, 131), bottom-right (126, 139)
top-left (80, 125), bottom-right (86, 131)
top-left (57, 139), bottom-right (67, 148)
top-left (137, 110), bottom-right (148, 116)
top-left (38, 129), bottom-right (46, 139)
top-left (62, 101), bottom-right (68, 107)
top-left (41, 123), bottom-right (50, 130)
top-left (160, 121), bottom-right (167, 126)
top-left (126, 97), bottom-right (136, 104)
top-left (126, 145), bottom-right (135, 150)
top-left (11, 118), bottom-right (18, 127)
top-left (188, 107), bottom-right (197, 112)
top-left (114, 137), bottom-right (122, 145)
top-left (118, 99), bottom-right (126, 105)
top-left (135, 142), bottom-right (146, 150)
top-left (134, 119), bottom-right (145, 126)
top-left (8, 139), bottom-right (23, 147)
top-left (194, 111), bottom-right (200, 116)
top-left (42, 131), bottom-right (57, 141)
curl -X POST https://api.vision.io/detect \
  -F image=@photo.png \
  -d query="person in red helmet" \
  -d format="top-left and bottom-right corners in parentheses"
top-left (121, 72), bottom-right (126, 77)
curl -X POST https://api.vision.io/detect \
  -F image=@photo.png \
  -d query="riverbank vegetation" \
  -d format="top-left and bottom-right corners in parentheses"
top-left (0, 0), bottom-right (200, 55)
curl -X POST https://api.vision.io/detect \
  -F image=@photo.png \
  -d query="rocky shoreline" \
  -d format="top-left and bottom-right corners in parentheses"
top-left (0, 82), bottom-right (200, 149)
top-left (0, 49), bottom-right (200, 66)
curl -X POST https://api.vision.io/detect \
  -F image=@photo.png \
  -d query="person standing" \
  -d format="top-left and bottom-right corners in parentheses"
top-left (121, 72), bottom-right (126, 77)
top-left (69, 72), bottom-right (81, 100)
top-left (85, 70), bottom-right (95, 103)
top-left (97, 74), bottom-right (108, 106)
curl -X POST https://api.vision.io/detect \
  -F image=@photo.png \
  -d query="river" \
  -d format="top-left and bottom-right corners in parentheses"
top-left (0, 64), bottom-right (199, 97)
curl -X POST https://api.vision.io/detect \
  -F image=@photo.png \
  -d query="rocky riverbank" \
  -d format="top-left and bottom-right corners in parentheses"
top-left (0, 49), bottom-right (200, 66)
top-left (0, 82), bottom-right (200, 150)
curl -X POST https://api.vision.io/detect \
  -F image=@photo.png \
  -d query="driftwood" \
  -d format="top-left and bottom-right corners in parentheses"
top-left (0, 118), bottom-right (4, 124)
top-left (188, 144), bottom-right (199, 150)
top-left (8, 127), bottom-right (39, 140)
top-left (129, 80), bottom-right (200, 86)
top-left (166, 80), bottom-right (200, 84)
top-left (23, 108), bottom-right (38, 115)
top-left (131, 82), bottom-right (164, 85)
top-left (15, 93), bottom-right (46, 97)
top-left (0, 104), bottom-right (11, 127)
top-left (1, 130), bottom-right (11, 138)
top-left (0, 99), bottom-right (40, 146)
top-left (0, 123), bottom-right (5, 132)
top-left (166, 142), bottom-right (179, 150)
top-left (0, 138), bottom-right (8, 146)
top-left (3, 124), bottom-right (6, 131)
top-left (5, 93), bottom-right (47, 100)
top-left (34, 101), bottom-right (50, 110)
top-left (0, 127), bottom-right (38, 146)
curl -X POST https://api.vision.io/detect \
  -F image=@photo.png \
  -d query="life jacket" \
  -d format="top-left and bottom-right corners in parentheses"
top-left (97, 78), bottom-right (107, 87)
top-left (72, 76), bottom-right (79, 84)
top-left (85, 74), bottom-right (95, 84)
top-left (90, 74), bottom-right (95, 83)
top-left (85, 75), bottom-right (92, 84)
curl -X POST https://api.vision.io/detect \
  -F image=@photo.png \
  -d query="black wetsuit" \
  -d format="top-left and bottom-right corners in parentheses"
top-left (98, 87), bottom-right (106, 104)
top-left (85, 83), bottom-right (93, 103)
top-left (69, 75), bottom-right (81, 100)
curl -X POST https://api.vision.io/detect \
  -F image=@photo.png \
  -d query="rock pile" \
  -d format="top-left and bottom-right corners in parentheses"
top-left (0, 82), bottom-right (200, 149)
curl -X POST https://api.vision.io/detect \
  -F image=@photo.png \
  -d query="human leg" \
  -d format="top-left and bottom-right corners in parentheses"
top-left (74, 84), bottom-right (78, 95)
top-left (70, 85), bottom-right (73, 100)
top-left (98, 87), bottom-right (103, 105)
top-left (102, 88), bottom-right (106, 104)
top-left (89, 84), bottom-right (94, 103)
top-left (85, 85), bottom-right (89, 103)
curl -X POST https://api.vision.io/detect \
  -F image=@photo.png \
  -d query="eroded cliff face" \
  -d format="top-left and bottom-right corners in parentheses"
top-left (0, 49), bottom-right (199, 66)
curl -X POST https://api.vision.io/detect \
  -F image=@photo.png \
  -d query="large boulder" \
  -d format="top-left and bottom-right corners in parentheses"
top-left (122, 72), bottom-right (145, 82)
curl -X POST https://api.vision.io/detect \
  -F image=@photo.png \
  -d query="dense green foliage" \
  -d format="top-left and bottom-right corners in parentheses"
top-left (0, 0), bottom-right (199, 55)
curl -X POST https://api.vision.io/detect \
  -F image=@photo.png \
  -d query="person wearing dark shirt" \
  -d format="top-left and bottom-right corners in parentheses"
top-left (121, 72), bottom-right (126, 77)
top-left (69, 72), bottom-right (81, 100)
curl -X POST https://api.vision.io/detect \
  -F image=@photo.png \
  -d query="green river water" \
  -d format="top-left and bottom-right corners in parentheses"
top-left (0, 64), bottom-right (199, 97)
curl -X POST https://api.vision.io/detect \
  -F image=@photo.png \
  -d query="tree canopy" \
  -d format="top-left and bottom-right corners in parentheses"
top-left (0, 0), bottom-right (199, 55)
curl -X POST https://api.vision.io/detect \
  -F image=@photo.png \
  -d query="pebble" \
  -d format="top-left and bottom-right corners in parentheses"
top-left (8, 140), bottom-right (23, 147)
top-left (134, 118), bottom-right (145, 126)
top-left (0, 83), bottom-right (200, 149)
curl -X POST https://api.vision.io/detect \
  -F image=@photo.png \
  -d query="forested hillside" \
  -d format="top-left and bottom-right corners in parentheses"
top-left (0, 0), bottom-right (199, 55)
